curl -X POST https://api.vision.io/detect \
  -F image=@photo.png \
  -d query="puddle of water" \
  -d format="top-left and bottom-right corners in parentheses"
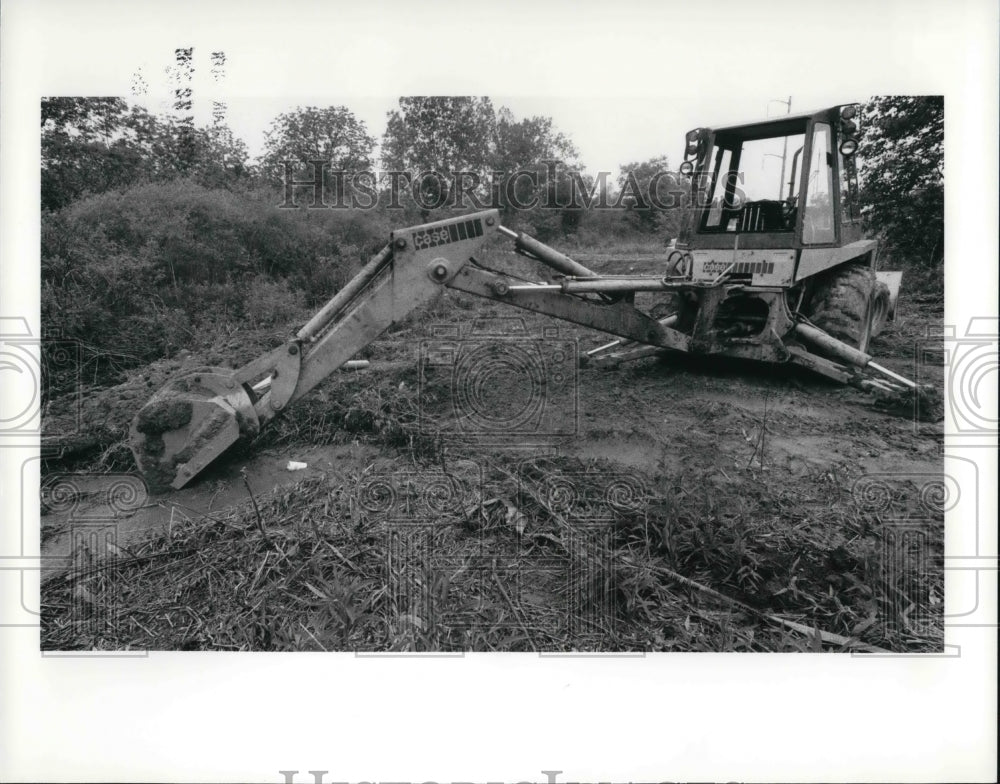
top-left (41, 443), bottom-right (378, 565)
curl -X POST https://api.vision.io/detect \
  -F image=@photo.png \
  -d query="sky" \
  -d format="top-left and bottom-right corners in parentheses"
top-left (135, 79), bottom-right (861, 177)
top-left (111, 15), bottom-right (877, 177)
top-left (27, 3), bottom-right (942, 177)
top-left (20, 0), bottom-right (979, 184)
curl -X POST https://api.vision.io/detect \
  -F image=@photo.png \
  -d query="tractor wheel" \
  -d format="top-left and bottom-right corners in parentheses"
top-left (807, 262), bottom-right (877, 353)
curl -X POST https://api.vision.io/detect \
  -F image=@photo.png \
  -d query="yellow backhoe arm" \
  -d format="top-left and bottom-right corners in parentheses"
top-left (130, 209), bottom-right (689, 491)
top-left (130, 208), bottom-right (921, 492)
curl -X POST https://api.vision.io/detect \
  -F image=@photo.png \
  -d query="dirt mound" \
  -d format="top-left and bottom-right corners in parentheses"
top-left (42, 324), bottom-right (299, 470)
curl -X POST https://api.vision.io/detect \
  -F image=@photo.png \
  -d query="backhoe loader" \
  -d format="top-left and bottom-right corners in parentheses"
top-left (130, 103), bottom-right (916, 492)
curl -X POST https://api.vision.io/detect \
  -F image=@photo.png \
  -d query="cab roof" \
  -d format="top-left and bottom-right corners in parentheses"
top-left (703, 106), bottom-right (849, 141)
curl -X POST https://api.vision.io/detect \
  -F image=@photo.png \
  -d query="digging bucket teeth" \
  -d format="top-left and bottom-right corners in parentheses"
top-left (129, 368), bottom-right (260, 493)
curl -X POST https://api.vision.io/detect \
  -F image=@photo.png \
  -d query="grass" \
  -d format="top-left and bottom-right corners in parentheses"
top-left (39, 241), bottom-right (945, 653)
top-left (41, 444), bottom-right (942, 652)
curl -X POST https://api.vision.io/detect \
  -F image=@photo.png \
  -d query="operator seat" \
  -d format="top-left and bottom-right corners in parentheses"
top-left (738, 199), bottom-right (785, 232)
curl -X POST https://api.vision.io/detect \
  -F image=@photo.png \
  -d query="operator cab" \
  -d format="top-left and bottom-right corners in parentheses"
top-left (678, 105), bottom-right (863, 251)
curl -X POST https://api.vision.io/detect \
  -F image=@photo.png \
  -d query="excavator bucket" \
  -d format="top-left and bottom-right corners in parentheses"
top-left (129, 368), bottom-right (260, 492)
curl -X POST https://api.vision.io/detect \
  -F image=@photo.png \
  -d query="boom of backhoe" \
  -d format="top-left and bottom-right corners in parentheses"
top-left (130, 208), bottom-right (917, 492)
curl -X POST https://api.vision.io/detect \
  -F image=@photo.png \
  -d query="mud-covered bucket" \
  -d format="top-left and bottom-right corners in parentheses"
top-left (129, 368), bottom-right (259, 492)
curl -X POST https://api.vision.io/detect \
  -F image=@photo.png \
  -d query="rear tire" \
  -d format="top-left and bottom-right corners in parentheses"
top-left (806, 262), bottom-right (877, 353)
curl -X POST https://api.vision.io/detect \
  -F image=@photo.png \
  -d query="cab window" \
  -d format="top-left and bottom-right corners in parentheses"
top-left (839, 148), bottom-right (860, 222)
top-left (802, 122), bottom-right (835, 244)
top-left (700, 131), bottom-right (804, 233)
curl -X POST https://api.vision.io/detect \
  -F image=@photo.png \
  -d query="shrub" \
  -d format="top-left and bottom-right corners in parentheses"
top-left (41, 179), bottom-right (389, 387)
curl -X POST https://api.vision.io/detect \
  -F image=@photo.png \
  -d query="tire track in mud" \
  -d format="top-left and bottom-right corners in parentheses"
top-left (572, 351), bottom-right (942, 497)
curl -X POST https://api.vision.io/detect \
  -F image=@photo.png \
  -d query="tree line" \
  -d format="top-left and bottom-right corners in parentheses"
top-left (39, 95), bottom-right (942, 395)
top-left (42, 96), bottom-right (686, 237)
top-left (43, 94), bottom-right (945, 266)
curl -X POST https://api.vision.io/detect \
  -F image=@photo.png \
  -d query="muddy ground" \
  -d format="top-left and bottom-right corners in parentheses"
top-left (39, 248), bottom-right (945, 652)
